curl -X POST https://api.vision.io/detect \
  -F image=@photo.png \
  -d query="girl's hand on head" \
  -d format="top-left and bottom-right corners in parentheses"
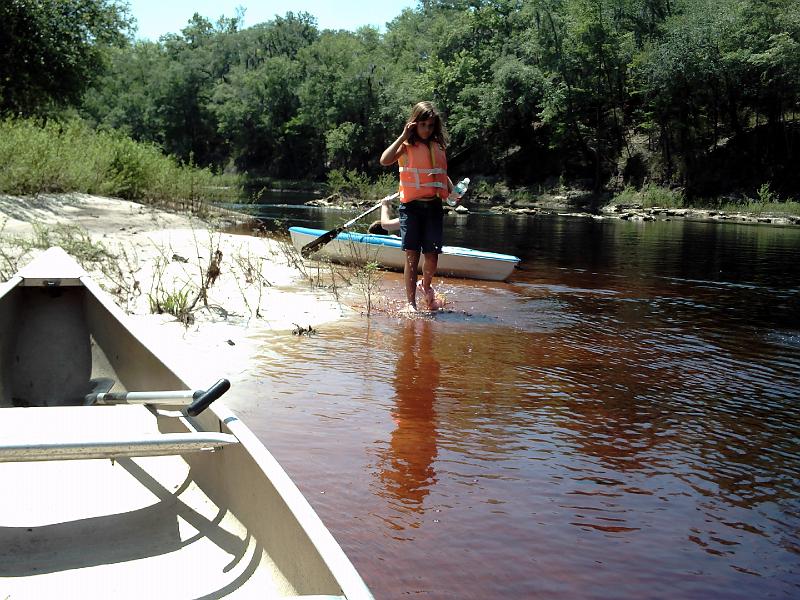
top-left (402, 121), bottom-right (416, 140)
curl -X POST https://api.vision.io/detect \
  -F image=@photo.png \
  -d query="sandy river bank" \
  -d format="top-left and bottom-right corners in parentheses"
top-left (0, 193), bottom-right (348, 385)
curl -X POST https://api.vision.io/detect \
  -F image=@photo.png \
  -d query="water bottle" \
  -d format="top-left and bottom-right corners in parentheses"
top-left (447, 177), bottom-right (470, 206)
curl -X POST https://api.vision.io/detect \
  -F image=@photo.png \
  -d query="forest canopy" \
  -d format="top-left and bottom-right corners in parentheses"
top-left (2, 0), bottom-right (798, 199)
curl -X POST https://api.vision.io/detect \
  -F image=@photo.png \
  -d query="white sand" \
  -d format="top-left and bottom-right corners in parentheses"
top-left (0, 193), bottom-right (348, 384)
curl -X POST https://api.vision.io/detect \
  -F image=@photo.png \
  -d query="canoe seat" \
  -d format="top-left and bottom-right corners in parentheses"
top-left (0, 432), bottom-right (238, 463)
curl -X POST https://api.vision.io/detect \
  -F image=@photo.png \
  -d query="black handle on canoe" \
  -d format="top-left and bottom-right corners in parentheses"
top-left (186, 379), bottom-right (231, 416)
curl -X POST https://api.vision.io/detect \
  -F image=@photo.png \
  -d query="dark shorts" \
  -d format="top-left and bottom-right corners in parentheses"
top-left (399, 200), bottom-right (444, 254)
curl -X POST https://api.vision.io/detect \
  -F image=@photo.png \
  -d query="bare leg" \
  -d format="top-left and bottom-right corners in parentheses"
top-left (419, 252), bottom-right (442, 310)
top-left (403, 250), bottom-right (421, 311)
top-left (421, 252), bottom-right (438, 291)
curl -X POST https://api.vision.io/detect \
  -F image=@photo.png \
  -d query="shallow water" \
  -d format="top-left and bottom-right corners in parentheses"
top-left (224, 210), bottom-right (800, 598)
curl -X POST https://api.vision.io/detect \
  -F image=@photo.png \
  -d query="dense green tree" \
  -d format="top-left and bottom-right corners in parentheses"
top-left (0, 0), bottom-right (130, 117)
top-left (211, 56), bottom-right (303, 175)
top-left (81, 41), bottom-right (168, 142)
top-left (295, 28), bottom-right (393, 176)
top-left (633, 0), bottom-right (800, 190)
top-left (8, 0), bottom-right (798, 195)
top-left (209, 13), bottom-right (319, 177)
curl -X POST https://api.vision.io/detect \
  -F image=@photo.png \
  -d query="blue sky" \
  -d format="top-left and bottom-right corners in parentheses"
top-left (125, 0), bottom-right (418, 40)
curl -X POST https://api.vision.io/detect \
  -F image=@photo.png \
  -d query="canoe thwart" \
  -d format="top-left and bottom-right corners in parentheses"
top-left (0, 432), bottom-right (239, 463)
top-left (85, 378), bottom-right (231, 416)
top-left (86, 389), bottom-right (198, 407)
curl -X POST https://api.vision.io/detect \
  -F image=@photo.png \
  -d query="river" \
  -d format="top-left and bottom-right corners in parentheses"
top-left (224, 195), bottom-right (800, 598)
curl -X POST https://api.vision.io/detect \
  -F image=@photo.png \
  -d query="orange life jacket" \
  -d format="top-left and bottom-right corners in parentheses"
top-left (398, 142), bottom-right (448, 203)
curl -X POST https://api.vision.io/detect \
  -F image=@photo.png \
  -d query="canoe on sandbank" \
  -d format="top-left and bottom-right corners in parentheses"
top-left (289, 226), bottom-right (520, 282)
top-left (0, 247), bottom-right (373, 599)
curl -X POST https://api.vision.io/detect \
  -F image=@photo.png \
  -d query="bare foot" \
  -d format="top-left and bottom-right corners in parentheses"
top-left (417, 281), bottom-right (441, 311)
top-left (400, 303), bottom-right (417, 314)
top-left (427, 295), bottom-right (443, 311)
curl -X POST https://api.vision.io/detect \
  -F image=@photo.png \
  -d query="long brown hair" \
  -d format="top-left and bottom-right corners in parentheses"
top-left (407, 101), bottom-right (449, 148)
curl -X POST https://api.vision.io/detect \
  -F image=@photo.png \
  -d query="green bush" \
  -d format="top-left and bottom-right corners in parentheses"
top-left (757, 183), bottom-right (779, 204)
top-left (716, 198), bottom-right (800, 216)
top-left (0, 117), bottom-right (242, 205)
top-left (611, 186), bottom-right (640, 206)
top-left (611, 185), bottom-right (684, 208)
top-left (326, 169), bottom-right (397, 199)
top-left (640, 185), bottom-right (684, 208)
top-left (149, 287), bottom-right (190, 317)
top-left (326, 169), bottom-right (370, 197)
top-left (473, 179), bottom-right (507, 200)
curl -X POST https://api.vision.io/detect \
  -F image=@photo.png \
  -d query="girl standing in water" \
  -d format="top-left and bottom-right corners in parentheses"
top-left (380, 101), bottom-right (458, 312)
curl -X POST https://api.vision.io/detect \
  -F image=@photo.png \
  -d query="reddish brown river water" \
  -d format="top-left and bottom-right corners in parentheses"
top-left (225, 210), bottom-right (800, 598)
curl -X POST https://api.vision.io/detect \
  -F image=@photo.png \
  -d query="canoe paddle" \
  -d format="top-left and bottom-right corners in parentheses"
top-left (300, 192), bottom-right (399, 258)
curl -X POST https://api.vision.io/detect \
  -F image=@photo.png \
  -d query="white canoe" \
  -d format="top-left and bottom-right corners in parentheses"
top-left (0, 248), bottom-right (373, 599)
top-left (289, 226), bottom-right (520, 282)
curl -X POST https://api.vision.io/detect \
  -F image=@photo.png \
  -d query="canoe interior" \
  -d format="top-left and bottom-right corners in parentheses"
top-left (0, 284), bottom-right (184, 407)
top-left (0, 273), bottom-right (354, 598)
top-left (0, 426), bottom-right (292, 598)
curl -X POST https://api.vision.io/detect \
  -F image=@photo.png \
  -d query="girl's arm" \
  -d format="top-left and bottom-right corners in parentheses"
top-left (380, 122), bottom-right (415, 165)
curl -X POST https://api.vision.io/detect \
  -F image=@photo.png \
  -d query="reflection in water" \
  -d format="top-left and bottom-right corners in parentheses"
top-left (377, 320), bottom-right (439, 523)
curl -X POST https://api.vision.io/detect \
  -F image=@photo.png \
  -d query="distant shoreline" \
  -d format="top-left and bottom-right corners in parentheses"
top-left (298, 190), bottom-right (800, 227)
